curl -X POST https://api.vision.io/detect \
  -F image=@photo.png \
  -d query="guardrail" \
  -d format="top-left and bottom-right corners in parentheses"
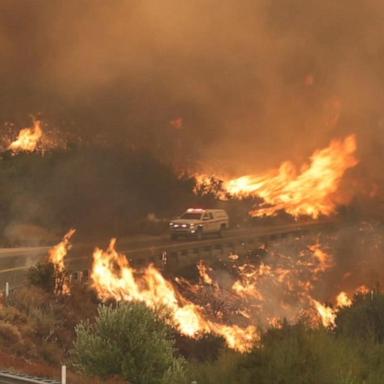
top-left (0, 221), bottom-right (336, 288)
top-left (0, 369), bottom-right (60, 384)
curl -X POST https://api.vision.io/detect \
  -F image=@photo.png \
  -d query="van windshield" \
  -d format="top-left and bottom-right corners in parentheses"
top-left (180, 213), bottom-right (202, 220)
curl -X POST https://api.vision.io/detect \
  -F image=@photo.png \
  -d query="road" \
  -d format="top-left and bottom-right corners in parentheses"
top-left (0, 221), bottom-right (335, 287)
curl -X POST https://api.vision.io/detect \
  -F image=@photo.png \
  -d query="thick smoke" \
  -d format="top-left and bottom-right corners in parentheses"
top-left (0, 0), bottom-right (382, 240)
top-left (0, 1), bottom-right (383, 173)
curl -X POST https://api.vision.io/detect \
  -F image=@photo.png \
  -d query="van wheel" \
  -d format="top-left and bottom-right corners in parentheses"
top-left (196, 229), bottom-right (203, 240)
top-left (171, 234), bottom-right (178, 240)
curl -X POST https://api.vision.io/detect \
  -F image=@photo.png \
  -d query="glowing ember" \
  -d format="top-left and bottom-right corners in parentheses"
top-left (91, 239), bottom-right (258, 352)
top-left (195, 135), bottom-right (358, 218)
top-left (8, 120), bottom-right (43, 153)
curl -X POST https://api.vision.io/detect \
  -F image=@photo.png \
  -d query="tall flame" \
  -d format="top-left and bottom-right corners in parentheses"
top-left (8, 120), bottom-right (43, 153)
top-left (48, 229), bottom-right (76, 272)
top-left (196, 135), bottom-right (358, 218)
top-left (91, 239), bottom-right (257, 351)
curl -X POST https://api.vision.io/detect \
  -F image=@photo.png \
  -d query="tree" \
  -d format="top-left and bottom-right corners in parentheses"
top-left (71, 302), bottom-right (186, 384)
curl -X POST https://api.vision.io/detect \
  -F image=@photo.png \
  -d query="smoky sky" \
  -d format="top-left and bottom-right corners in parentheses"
top-left (0, 0), bottom-right (384, 178)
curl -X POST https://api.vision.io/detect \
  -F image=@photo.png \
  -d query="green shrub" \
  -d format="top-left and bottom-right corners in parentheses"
top-left (188, 350), bottom-right (244, 384)
top-left (239, 323), bottom-right (363, 384)
top-left (336, 291), bottom-right (384, 343)
top-left (188, 324), bottom-right (369, 384)
top-left (71, 302), bottom-right (187, 384)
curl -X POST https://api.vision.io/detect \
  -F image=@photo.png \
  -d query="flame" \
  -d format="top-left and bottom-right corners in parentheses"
top-left (312, 299), bottom-right (336, 327)
top-left (87, 231), bottom-right (377, 348)
top-left (91, 239), bottom-right (258, 352)
top-left (195, 135), bottom-right (358, 218)
top-left (8, 120), bottom-right (43, 153)
top-left (48, 229), bottom-right (76, 272)
top-left (48, 229), bottom-right (76, 295)
top-left (336, 291), bottom-right (352, 308)
top-left (309, 243), bottom-right (334, 273)
top-left (197, 260), bottom-right (217, 287)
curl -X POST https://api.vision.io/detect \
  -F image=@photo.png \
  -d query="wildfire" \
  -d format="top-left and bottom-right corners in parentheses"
top-left (49, 229), bottom-right (76, 272)
top-left (44, 226), bottom-right (374, 351)
top-left (89, 234), bottom-right (364, 351)
top-left (8, 119), bottom-right (43, 153)
top-left (48, 229), bottom-right (76, 295)
top-left (336, 291), bottom-right (352, 308)
top-left (177, 239), bottom-right (362, 333)
top-left (197, 260), bottom-right (217, 287)
top-left (195, 135), bottom-right (358, 218)
top-left (91, 239), bottom-right (258, 351)
top-left (312, 300), bottom-right (336, 328)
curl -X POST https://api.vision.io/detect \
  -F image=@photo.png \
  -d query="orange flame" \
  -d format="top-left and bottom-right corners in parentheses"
top-left (196, 135), bottom-right (358, 218)
top-left (312, 299), bottom-right (336, 327)
top-left (91, 239), bottom-right (258, 351)
top-left (48, 229), bottom-right (76, 295)
top-left (48, 229), bottom-right (76, 272)
top-left (336, 291), bottom-right (352, 308)
top-left (197, 260), bottom-right (217, 287)
top-left (8, 120), bottom-right (43, 153)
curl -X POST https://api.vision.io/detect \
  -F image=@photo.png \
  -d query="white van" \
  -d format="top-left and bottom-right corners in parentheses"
top-left (169, 208), bottom-right (229, 240)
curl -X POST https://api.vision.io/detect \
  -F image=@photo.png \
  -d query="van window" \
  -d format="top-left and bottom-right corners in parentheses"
top-left (181, 213), bottom-right (202, 220)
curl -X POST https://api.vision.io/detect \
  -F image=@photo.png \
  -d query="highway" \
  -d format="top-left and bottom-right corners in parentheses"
top-left (0, 221), bottom-right (335, 287)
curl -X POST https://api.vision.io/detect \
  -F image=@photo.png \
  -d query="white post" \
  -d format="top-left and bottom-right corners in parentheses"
top-left (5, 282), bottom-right (9, 299)
top-left (61, 365), bottom-right (66, 384)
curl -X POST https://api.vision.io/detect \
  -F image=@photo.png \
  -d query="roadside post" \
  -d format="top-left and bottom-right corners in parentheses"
top-left (61, 365), bottom-right (66, 384)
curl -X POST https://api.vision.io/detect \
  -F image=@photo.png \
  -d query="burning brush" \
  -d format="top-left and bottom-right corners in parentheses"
top-left (48, 229), bottom-right (76, 295)
top-left (195, 134), bottom-right (358, 219)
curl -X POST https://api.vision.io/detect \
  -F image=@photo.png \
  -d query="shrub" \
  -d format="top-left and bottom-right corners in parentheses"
top-left (187, 350), bottom-right (244, 384)
top-left (71, 302), bottom-right (187, 384)
top-left (335, 291), bottom-right (384, 343)
top-left (238, 323), bottom-right (363, 384)
top-left (0, 320), bottom-right (22, 344)
top-left (27, 262), bottom-right (56, 293)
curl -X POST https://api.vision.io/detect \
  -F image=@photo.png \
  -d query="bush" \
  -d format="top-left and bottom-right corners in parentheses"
top-left (238, 324), bottom-right (363, 384)
top-left (27, 262), bottom-right (56, 293)
top-left (0, 320), bottom-right (22, 344)
top-left (71, 302), bottom-right (187, 384)
top-left (175, 333), bottom-right (226, 362)
top-left (335, 291), bottom-right (384, 343)
top-left (188, 324), bottom-right (367, 384)
top-left (187, 350), bottom-right (244, 384)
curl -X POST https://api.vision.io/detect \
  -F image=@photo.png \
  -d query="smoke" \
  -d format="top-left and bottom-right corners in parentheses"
top-left (0, 1), bottom-right (382, 173)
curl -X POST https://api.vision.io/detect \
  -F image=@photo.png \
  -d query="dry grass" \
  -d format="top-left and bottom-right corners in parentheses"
top-left (0, 283), bottom-right (102, 379)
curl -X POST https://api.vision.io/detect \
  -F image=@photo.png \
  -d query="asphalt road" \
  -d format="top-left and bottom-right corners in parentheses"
top-left (0, 221), bottom-right (334, 287)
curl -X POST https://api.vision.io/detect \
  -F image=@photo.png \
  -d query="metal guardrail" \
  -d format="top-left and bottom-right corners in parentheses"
top-left (0, 370), bottom-right (59, 384)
